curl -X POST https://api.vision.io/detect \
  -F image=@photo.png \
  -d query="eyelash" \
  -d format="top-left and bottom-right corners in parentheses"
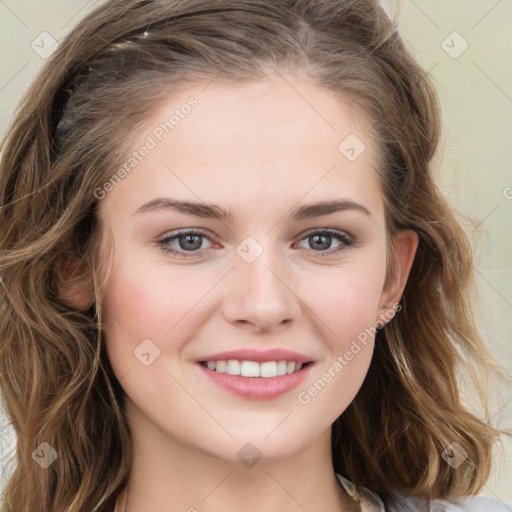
top-left (157, 228), bottom-right (354, 258)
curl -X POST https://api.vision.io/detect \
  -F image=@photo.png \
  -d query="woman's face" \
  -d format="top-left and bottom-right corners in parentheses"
top-left (89, 74), bottom-right (417, 463)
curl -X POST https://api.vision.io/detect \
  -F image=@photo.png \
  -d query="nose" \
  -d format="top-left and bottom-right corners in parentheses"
top-left (220, 248), bottom-right (301, 334)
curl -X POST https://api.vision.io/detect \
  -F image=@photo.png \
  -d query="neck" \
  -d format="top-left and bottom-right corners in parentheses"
top-left (116, 472), bottom-right (353, 512)
top-left (113, 399), bottom-right (355, 512)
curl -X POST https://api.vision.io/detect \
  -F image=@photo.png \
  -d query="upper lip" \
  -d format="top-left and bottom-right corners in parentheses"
top-left (197, 348), bottom-right (314, 364)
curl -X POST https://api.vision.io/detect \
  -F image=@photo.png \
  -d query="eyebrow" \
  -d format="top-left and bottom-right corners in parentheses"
top-left (133, 197), bottom-right (371, 221)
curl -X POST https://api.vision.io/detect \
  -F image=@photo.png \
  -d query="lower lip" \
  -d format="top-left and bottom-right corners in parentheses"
top-left (196, 362), bottom-right (313, 400)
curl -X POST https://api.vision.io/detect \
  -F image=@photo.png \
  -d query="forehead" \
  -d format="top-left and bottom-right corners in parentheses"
top-left (98, 75), bottom-right (383, 222)
top-left (149, 76), bottom-right (374, 157)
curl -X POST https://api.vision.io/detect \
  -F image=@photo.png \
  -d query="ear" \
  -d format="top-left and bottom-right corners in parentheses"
top-left (57, 256), bottom-right (95, 311)
top-left (376, 229), bottom-right (418, 326)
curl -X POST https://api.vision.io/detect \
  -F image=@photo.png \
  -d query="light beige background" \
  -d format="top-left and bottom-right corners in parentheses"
top-left (0, 0), bottom-right (511, 505)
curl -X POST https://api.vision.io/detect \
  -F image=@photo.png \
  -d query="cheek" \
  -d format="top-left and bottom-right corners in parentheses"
top-left (294, 292), bottom-right (380, 424)
top-left (100, 252), bottom-right (215, 363)
top-left (103, 244), bottom-right (206, 325)
top-left (293, 251), bottom-right (386, 408)
top-left (334, 271), bottom-right (383, 341)
top-left (302, 252), bottom-right (387, 345)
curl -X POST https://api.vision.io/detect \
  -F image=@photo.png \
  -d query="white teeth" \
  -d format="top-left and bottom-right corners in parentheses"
top-left (202, 359), bottom-right (307, 377)
top-left (276, 360), bottom-right (288, 376)
top-left (226, 359), bottom-right (240, 375)
top-left (260, 361), bottom-right (276, 377)
top-left (216, 361), bottom-right (227, 373)
top-left (241, 361), bottom-right (260, 377)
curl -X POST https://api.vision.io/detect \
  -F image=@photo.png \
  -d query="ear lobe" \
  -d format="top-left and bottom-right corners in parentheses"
top-left (57, 257), bottom-right (95, 310)
top-left (378, 229), bottom-right (419, 323)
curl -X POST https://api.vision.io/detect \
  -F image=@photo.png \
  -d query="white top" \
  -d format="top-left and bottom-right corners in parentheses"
top-left (336, 473), bottom-right (511, 511)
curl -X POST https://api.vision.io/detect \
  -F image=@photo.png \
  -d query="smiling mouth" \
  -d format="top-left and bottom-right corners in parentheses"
top-left (198, 360), bottom-right (313, 378)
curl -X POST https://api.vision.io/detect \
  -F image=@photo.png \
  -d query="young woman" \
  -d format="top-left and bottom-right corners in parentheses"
top-left (0, 1), bottom-right (509, 511)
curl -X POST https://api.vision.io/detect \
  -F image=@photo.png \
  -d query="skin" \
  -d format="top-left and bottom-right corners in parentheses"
top-left (61, 73), bottom-right (418, 511)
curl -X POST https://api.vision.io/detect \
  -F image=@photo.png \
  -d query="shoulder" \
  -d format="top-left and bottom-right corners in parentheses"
top-left (385, 491), bottom-right (511, 512)
top-left (336, 473), bottom-right (511, 512)
top-left (429, 495), bottom-right (512, 511)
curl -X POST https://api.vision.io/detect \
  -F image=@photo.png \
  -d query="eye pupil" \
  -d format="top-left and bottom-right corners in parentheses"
top-left (161, 229), bottom-right (350, 258)
top-left (181, 234), bottom-right (202, 250)
top-left (310, 234), bottom-right (331, 250)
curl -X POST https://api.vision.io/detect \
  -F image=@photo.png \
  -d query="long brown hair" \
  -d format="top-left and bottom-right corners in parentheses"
top-left (0, 0), bottom-right (508, 510)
